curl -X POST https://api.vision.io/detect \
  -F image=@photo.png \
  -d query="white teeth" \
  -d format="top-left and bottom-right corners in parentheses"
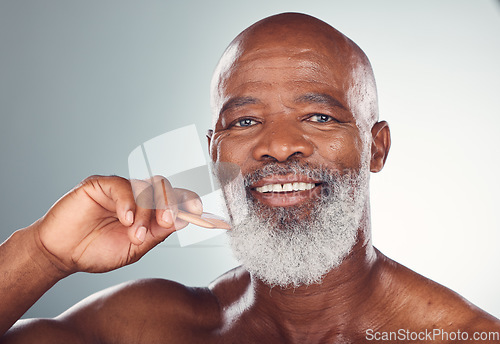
top-left (255, 182), bottom-right (316, 193)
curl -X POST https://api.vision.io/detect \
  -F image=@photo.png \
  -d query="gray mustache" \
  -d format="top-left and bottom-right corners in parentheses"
top-left (243, 161), bottom-right (343, 187)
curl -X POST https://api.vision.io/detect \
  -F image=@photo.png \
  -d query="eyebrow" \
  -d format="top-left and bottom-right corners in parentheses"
top-left (220, 96), bottom-right (261, 115)
top-left (294, 93), bottom-right (346, 110)
top-left (219, 93), bottom-right (346, 116)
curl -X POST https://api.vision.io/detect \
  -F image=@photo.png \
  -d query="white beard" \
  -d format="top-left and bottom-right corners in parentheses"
top-left (217, 161), bottom-right (368, 288)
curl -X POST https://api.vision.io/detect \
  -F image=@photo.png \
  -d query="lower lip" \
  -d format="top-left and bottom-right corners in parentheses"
top-left (249, 185), bottom-right (322, 207)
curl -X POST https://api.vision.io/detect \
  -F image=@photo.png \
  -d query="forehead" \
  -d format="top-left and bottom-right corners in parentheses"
top-left (232, 47), bottom-right (343, 85)
top-left (216, 44), bottom-right (356, 112)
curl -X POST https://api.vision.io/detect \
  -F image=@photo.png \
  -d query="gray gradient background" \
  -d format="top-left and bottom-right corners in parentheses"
top-left (1, 0), bottom-right (499, 319)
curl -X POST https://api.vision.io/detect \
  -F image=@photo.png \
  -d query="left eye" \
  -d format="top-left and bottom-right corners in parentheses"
top-left (234, 118), bottom-right (257, 127)
top-left (309, 114), bottom-right (334, 123)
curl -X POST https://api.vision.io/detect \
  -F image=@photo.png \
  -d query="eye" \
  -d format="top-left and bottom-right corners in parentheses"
top-left (309, 114), bottom-right (335, 123)
top-left (234, 118), bottom-right (258, 127)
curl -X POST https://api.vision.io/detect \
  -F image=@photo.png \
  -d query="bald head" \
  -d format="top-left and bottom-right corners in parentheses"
top-left (210, 13), bottom-right (379, 136)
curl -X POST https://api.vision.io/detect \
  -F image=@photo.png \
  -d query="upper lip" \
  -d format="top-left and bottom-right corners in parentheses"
top-left (249, 174), bottom-right (321, 189)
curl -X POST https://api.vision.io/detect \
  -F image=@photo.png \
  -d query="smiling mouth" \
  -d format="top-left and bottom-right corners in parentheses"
top-left (254, 182), bottom-right (319, 193)
top-left (248, 176), bottom-right (323, 207)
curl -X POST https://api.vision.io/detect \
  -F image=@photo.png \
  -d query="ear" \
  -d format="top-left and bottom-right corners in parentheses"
top-left (206, 129), bottom-right (213, 156)
top-left (370, 121), bottom-right (391, 173)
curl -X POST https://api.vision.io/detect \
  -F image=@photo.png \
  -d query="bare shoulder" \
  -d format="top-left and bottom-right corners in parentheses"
top-left (58, 278), bottom-right (221, 343)
top-left (209, 265), bottom-right (251, 305)
top-left (374, 250), bottom-right (500, 338)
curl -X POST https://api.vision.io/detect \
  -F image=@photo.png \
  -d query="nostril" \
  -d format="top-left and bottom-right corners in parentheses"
top-left (261, 155), bottom-right (279, 162)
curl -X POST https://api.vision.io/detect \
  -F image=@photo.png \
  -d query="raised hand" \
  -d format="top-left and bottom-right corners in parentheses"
top-left (34, 175), bottom-right (202, 274)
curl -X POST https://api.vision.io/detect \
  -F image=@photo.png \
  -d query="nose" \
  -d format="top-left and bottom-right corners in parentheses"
top-left (252, 120), bottom-right (314, 162)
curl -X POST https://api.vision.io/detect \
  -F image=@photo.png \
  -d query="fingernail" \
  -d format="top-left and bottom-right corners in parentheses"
top-left (135, 226), bottom-right (147, 243)
top-left (126, 210), bottom-right (134, 225)
top-left (162, 209), bottom-right (173, 224)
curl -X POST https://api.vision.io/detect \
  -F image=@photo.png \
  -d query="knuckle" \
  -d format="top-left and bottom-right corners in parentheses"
top-left (132, 180), bottom-right (154, 209)
top-left (110, 174), bottom-right (129, 183)
top-left (82, 174), bottom-right (128, 185)
top-left (78, 175), bottom-right (104, 191)
top-left (130, 179), bottom-right (153, 194)
top-left (82, 174), bottom-right (103, 183)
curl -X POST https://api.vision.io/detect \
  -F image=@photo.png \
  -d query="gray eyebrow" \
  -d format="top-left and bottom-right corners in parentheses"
top-left (294, 93), bottom-right (346, 110)
top-left (220, 96), bottom-right (261, 115)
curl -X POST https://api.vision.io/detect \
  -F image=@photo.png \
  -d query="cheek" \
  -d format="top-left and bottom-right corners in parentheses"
top-left (210, 133), bottom-right (251, 165)
top-left (315, 130), bottom-right (363, 170)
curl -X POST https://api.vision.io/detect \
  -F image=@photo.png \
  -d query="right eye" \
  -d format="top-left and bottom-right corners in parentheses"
top-left (234, 118), bottom-right (257, 127)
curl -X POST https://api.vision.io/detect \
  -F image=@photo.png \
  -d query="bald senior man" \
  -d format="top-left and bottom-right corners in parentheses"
top-left (1, 13), bottom-right (499, 344)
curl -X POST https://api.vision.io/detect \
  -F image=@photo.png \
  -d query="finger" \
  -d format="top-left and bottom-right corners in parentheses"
top-left (81, 176), bottom-right (154, 246)
top-left (173, 188), bottom-right (203, 215)
top-left (149, 215), bottom-right (178, 242)
top-left (127, 203), bottom-right (154, 246)
top-left (150, 176), bottom-right (179, 229)
top-left (82, 176), bottom-right (137, 227)
top-left (127, 179), bottom-right (155, 245)
top-left (130, 178), bottom-right (155, 210)
top-left (169, 188), bottom-right (203, 230)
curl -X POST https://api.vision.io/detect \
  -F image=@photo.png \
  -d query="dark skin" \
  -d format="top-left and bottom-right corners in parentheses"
top-left (1, 13), bottom-right (499, 344)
